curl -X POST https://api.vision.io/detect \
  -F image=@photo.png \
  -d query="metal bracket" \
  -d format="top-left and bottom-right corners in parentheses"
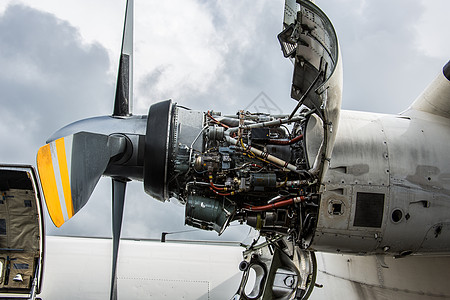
top-left (232, 237), bottom-right (317, 300)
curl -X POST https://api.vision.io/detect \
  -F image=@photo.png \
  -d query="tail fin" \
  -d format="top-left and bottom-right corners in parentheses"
top-left (405, 60), bottom-right (450, 119)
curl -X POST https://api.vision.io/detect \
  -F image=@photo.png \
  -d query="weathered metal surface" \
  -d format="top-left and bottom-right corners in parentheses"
top-left (314, 252), bottom-right (450, 300)
top-left (312, 109), bottom-right (450, 255)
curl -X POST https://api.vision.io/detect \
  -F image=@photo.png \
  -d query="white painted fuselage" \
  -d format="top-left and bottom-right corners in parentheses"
top-left (38, 236), bottom-right (243, 299)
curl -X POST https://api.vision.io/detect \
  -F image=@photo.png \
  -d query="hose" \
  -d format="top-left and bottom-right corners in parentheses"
top-left (244, 196), bottom-right (305, 212)
top-left (268, 134), bottom-right (303, 145)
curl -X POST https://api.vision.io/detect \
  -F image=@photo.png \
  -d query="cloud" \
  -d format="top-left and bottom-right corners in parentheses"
top-left (414, 0), bottom-right (450, 60)
top-left (134, 0), bottom-right (294, 115)
top-left (316, 0), bottom-right (447, 114)
top-left (0, 4), bottom-right (113, 164)
top-left (134, 0), bottom-right (228, 111)
top-left (0, 4), bottom-right (115, 236)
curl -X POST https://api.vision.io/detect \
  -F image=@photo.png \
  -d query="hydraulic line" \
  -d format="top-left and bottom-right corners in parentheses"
top-left (207, 111), bottom-right (230, 128)
top-left (244, 196), bottom-right (305, 212)
top-left (209, 173), bottom-right (229, 191)
top-left (210, 188), bottom-right (235, 196)
top-left (268, 134), bottom-right (303, 145)
top-left (288, 70), bottom-right (324, 120)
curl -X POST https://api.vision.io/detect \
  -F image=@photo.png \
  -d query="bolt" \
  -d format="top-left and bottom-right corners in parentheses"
top-left (284, 276), bottom-right (295, 288)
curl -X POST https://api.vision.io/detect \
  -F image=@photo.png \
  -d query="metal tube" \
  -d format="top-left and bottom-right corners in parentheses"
top-left (225, 136), bottom-right (299, 173)
top-left (288, 70), bottom-right (324, 120)
top-left (189, 126), bottom-right (208, 165)
top-left (227, 115), bottom-right (306, 134)
top-left (244, 196), bottom-right (305, 211)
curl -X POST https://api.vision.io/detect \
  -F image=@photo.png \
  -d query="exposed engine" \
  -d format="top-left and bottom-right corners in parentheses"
top-left (145, 101), bottom-right (321, 247)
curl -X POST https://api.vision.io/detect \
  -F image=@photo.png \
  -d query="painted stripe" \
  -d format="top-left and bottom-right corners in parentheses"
top-left (64, 136), bottom-right (74, 216)
top-left (36, 144), bottom-right (65, 227)
top-left (50, 141), bottom-right (69, 222)
top-left (56, 137), bottom-right (74, 218)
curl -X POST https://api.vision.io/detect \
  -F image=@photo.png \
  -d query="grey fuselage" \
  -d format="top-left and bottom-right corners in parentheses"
top-left (312, 109), bottom-right (450, 256)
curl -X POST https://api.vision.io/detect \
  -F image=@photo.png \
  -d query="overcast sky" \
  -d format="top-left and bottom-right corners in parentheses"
top-left (0, 0), bottom-right (448, 244)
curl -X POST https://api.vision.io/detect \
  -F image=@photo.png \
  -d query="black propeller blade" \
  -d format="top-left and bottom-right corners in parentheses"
top-left (110, 0), bottom-right (134, 299)
top-left (114, 0), bottom-right (133, 117)
top-left (110, 178), bottom-right (127, 300)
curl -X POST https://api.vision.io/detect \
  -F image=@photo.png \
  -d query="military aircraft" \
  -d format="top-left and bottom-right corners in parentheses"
top-left (0, 0), bottom-right (449, 299)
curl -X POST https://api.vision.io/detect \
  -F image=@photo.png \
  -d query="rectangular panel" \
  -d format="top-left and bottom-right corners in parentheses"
top-left (353, 192), bottom-right (384, 228)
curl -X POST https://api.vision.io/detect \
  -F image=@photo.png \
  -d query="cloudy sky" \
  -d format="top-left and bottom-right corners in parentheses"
top-left (0, 0), bottom-right (448, 243)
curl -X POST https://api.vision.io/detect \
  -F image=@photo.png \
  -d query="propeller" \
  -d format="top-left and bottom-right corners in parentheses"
top-left (109, 1), bottom-right (133, 298)
top-left (36, 1), bottom-right (135, 299)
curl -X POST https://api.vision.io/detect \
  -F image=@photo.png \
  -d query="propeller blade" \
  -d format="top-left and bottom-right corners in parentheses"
top-left (110, 178), bottom-right (127, 300)
top-left (110, 3), bottom-right (134, 298)
top-left (36, 132), bottom-right (127, 227)
top-left (113, 0), bottom-right (134, 117)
